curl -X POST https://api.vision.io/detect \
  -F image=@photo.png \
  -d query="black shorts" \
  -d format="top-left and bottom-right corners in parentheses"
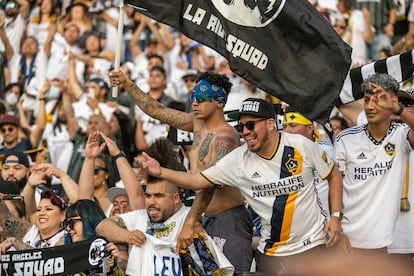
top-left (203, 204), bottom-right (254, 274)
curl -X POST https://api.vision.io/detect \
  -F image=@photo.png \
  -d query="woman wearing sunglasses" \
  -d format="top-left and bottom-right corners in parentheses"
top-left (0, 189), bottom-right (66, 253)
top-left (63, 199), bottom-right (125, 275)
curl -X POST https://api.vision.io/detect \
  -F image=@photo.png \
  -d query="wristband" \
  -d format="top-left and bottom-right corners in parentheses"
top-left (39, 98), bottom-right (46, 101)
top-left (394, 103), bottom-right (404, 116)
top-left (112, 151), bottom-right (126, 161)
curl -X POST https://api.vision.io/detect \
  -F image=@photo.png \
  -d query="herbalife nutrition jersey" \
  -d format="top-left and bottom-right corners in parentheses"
top-left (201, 132), bottom-right (334, 256)
top-left (334, 122), bottom-right (412, 249)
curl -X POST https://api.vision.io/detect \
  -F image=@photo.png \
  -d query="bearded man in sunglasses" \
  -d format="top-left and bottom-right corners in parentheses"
top-left (109, 69), bottom-right (253, 274)
top-left (139, 97), bottom-right (344, 275)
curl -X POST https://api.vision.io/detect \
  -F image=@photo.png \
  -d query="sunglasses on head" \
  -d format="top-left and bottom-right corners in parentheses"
top-left (94, 166), bottom-right (108, 175)
top-left (63, 216), bottom-right (82, 230)
top-left (234, 118), bottom-right (267, 133)
top-left (1, 126), bottom-right (15, 133)
top-left (190, 93), bottom-right (213, 103)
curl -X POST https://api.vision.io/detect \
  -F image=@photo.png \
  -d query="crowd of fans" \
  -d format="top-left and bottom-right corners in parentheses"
top-left (0, 0), bottom-right (413, 275)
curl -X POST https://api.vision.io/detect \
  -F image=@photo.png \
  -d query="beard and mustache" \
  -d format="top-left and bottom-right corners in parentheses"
top-left (0, 175), bottom-right (27, 190)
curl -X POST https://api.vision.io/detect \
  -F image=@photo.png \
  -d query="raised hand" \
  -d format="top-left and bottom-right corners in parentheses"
top-left (137, 152), bottom-right (162, 177)
top-left (85, 131), bottom-right (106, 159)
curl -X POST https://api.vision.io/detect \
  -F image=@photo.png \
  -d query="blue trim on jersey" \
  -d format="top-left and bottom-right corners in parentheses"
top-left (335, 124), bottom-right (366, 142)
top-left (265, 194), bottom-right (289, 252)
top-left (264, 146), bottom-right (295, 252)
top-left (317, 140), bottom-right (333, 147)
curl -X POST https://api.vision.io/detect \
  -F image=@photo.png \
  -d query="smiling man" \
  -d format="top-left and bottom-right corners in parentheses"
top-left (139, 98), bottom-right (344, 275)
top-left (334, 73), bottom-right (414, 254)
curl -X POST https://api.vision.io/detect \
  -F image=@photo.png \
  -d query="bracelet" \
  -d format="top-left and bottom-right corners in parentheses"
top-left (39, 98), bottom-right (46, 101)
top-left (394, 103), bottom-right (404, 116)
top-left (112, 151), bottom-right (126, 161)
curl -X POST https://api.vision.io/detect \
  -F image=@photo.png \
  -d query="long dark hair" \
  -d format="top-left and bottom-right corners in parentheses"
top-left (64, 199), bottom-right (106, 244)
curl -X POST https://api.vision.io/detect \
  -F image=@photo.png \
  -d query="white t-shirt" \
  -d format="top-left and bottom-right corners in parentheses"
top-left (334, 122), bottom-right (412, 249)
top-left (202, 132), bottom-right (334, 256)
top-left (119, 205), bottom-right (190, 275)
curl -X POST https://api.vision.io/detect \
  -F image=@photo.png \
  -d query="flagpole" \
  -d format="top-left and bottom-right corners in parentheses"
top-left (112, 0), bottom-right (125, 98)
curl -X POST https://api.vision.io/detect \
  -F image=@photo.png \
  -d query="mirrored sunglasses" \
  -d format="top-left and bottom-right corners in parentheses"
top-left (190, 93), bottom-right (212, 103)
top-left (5, 2), bottom-right (16, 9)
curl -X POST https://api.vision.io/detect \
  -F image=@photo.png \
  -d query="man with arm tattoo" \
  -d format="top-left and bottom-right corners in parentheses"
top-left (109, 70), bottom-right (253, 274)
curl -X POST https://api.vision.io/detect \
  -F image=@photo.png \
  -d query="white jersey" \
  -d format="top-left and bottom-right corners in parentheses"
top-left (388, 151), bottom-right (414, 254)
top-left (202, 132), bottom-right (334, 256)
top-left (334, 122), bottom-right (412, 249)
top-left (119, 205), bottom-right (190, 275)
top-left (139, 235), bottom-right (234, 276)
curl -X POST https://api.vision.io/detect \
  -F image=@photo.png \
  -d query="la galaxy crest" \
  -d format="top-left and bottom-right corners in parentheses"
top-left (285, 157), bottom-right (299, 174)
top-left (211, 0), bottom-right (285, 27)
top-left (383, 142), bottom-right (396, 156)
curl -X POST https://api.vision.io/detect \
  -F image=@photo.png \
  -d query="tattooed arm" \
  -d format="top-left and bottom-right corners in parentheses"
top-left (176, 132), bottom-right (239, 252)
top-left (109, 70), bottom-right (194, 131)
top-left (96, 215), bottom-right (147, 247)
top-left (0, 198), bottom-right (32, 240)
top-left (0, 237), bottom-right (34, 253)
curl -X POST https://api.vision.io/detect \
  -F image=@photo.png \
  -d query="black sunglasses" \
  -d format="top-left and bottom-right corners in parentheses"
top-left (94, 166), bottom-right (108, 175)
top-left (234, 118), bottom-right (267, 133)
top-left (1, 127), bottom-right (15, 133)
top-left (63, 216), bottom-right (82, 230)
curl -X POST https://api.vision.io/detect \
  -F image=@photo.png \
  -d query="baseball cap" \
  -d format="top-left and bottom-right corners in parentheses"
top-left (0, 114), bottom-right (20, 128)
top-left (228, 98), bottom-right (276, 121)
top-left (182, 69), bottom-right (199, 80)
top-left (397, 87), bottom-right (414, 102)
top-left (107, 187), bottom-right (128, 203)
top-left (2, 151), bottom-right (30, 168)
top-left (89, 78), bottom-right (109, 91)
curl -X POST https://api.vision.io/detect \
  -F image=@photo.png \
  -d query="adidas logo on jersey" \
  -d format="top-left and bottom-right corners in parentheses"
top-left (251, 171), bottom-right (261, 178)
top-left (357, 152), bottom-right (367, 159)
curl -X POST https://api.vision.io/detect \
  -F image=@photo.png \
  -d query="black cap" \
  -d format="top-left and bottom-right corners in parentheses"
top-left (228, 98), bottom-right (276, 120)
top-left (2, 151), bottom-right (29, 168)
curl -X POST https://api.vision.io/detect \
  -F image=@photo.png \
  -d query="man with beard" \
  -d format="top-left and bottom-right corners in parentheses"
top-left (97, 138), bottom-right (198, 275)
top-left (0, 151), bottom-right (30, 191)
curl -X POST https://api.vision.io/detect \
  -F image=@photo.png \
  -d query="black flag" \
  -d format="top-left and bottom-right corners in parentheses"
top-left (126, 0), bottom-right (351, 122)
